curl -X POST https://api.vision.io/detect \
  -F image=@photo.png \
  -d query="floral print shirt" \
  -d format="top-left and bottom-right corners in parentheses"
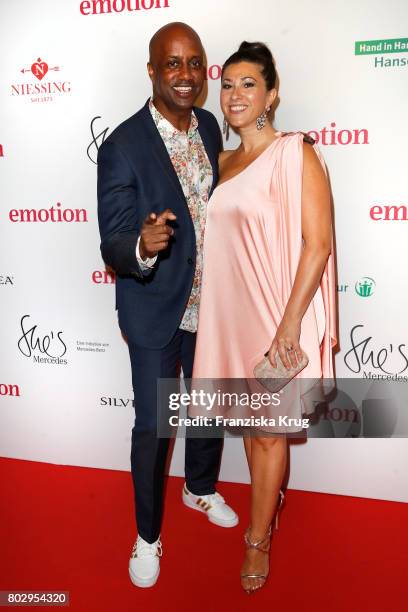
top-left (149, 99), bottom-right (213, 333)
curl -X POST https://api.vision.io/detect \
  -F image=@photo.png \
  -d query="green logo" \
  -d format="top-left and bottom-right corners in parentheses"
top-left (355, 37), bottom-right (408, 68)
top-left (355, 277), bottom-right (376, 298)
top-left (355, 38), bottom-right (408, 55)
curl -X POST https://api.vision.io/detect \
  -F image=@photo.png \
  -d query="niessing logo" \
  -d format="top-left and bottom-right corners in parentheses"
top-left (21, 58), bottom-right (61, 80)
top-left (11, 57), bottom-right (71, 103)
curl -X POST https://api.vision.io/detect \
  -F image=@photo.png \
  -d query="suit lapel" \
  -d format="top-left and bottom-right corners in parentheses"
top-left (139, 100), bottom-right (220, 202)
top-left (139, 102), bottom-right (187, 205)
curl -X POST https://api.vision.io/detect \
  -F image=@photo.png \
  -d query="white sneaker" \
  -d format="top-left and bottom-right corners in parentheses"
top-left (182, 483), bottom-right (239, 528)
top-left (128, 535), bottom-right (162, 588)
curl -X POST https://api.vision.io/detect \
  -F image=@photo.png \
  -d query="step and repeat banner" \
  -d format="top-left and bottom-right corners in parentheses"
top-left (1, 0), bottom-right (407, 502)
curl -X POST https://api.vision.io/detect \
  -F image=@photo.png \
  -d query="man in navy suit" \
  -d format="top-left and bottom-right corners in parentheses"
top-left (97, 22), bottom-right (238, 588)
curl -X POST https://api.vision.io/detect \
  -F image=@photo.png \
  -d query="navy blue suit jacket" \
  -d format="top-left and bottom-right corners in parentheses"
top-left (97, 99), bottom-right (222, 349)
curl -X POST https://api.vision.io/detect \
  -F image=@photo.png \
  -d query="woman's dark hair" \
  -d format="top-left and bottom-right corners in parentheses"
top-left (221, 41), bottom-right (277, 90)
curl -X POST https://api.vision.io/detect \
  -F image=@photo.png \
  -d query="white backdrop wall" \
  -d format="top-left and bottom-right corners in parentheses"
top-left (1, 0), bottom-right (407, 502)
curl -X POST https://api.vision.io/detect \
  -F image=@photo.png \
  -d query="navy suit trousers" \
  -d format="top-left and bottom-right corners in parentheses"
top-left (128, 329), bottom-right (223, 543)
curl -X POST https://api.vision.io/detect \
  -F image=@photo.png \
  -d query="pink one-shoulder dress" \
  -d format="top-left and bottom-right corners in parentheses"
top-left (192, 132), bottom-right (337, 432)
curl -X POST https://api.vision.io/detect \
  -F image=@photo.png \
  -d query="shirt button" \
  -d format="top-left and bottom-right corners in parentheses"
top-left (187, 257), bottom-right (194, 265)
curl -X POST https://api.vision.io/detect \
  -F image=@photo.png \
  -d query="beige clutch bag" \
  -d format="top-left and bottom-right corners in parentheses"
top-left (253, 351), bottom-right (309, 393)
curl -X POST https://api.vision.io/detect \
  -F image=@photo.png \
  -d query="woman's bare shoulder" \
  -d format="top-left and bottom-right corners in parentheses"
top-left (218, 150), bottom-right (235, 169)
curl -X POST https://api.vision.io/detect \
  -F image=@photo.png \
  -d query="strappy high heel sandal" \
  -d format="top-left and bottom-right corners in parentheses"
top-left (274, 488), bottom-right (285, 530)
top-left (240, 526), bottom-right (271, 594)
top-left (240, 489), bottom-right (285, 594)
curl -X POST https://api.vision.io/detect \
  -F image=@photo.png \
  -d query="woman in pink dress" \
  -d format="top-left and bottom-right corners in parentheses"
top-left (192, 42), bottom-right (337, 593)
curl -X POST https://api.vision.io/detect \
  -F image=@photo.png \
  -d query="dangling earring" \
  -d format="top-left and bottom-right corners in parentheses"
top-left (256, 106), bottom-right (270, 131)
top-left (223, 117), bottom-right (230, 140)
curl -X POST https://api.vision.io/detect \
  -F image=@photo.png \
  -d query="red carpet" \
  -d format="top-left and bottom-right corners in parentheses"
top-left (0, 458), bottom-right (406, 611)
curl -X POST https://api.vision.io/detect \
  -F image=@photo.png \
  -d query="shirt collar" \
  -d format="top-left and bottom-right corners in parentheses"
top-left (149, 97), bottom-right (198, 138)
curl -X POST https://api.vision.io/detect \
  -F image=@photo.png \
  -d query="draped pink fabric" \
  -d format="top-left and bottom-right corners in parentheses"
top-left (193, 132), bottom-right (337, 389)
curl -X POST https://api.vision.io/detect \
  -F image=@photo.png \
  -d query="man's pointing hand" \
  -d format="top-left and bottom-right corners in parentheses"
top-left (139, 209), bottom-right (177, 260)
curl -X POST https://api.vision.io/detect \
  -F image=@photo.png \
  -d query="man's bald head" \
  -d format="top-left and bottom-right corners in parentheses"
top-left (149, 22), bottom-right (203, 66)
top-left (147, 21), bottom-right (206, 126)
